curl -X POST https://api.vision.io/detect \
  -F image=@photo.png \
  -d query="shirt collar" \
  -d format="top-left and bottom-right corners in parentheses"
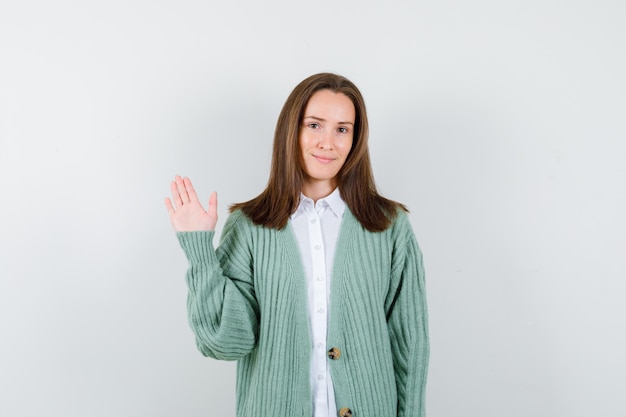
top-left (291, 188), bottom-right (346, 220)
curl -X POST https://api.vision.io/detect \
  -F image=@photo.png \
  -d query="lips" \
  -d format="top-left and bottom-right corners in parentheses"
top-left (312, 154), bottom-right (335, 164)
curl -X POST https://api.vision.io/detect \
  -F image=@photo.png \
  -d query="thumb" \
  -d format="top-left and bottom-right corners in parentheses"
top-left (208, 191), bottom-right (218, 217)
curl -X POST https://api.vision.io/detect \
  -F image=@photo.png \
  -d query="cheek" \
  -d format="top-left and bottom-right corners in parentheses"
top-left (340, 138), bottom-right (354, 158)
top-left (299, 132), bottom-right (314, 149)
top-left (298, 134), bottom-right (309, 155)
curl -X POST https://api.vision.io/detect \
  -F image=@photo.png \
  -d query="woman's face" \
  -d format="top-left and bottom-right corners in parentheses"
top-left (299, 89), bottom-right (355, 197)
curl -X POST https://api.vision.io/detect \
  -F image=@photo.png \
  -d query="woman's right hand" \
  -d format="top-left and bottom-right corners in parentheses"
top-left (164, 175), bottom-right (218, 232)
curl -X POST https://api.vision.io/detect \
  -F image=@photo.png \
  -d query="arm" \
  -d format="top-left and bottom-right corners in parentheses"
top-left (177, 213), bottom-right (259, 360)
top-left (166, 176), bottom-right (258, 360)
top-left (385, 213), bottom-right (430, 417)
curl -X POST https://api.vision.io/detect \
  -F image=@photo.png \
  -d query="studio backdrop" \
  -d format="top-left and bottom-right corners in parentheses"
top-left (1, 1), bottom-right (625, 416)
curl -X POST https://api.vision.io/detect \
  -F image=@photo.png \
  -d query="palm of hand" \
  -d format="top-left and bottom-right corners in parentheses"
top-left (165, 176), bottom-right (218, 232)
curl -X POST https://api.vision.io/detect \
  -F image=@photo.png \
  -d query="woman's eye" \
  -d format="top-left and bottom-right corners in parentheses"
top-left (338, 127), bottom-right (349, 134)
top-left (308, 123), bottom-right (320, 129)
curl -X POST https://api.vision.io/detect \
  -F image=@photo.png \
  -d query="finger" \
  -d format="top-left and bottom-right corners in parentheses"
top-left (184, 177), bottom-right (200, 203)
top-left (170, 180), bottom-right (183, 208)
top-left (207, 191), bottom-right (218, 217)
top-left (164, 197), bottom-right (175, 214)
top-left (175, 175), bottom-right (190, 204)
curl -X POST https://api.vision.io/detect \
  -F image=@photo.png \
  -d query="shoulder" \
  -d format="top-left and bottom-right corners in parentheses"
top-left (344, 206), bottom-right (415, 246)
top-left (220, 209), bottom-right (257, 245)
top-left (388, 207), bottom-right (413, 234)
top-left (392, 206), bottom-right (411, 224)
top-left (387, 208), bottom-right (422, 252)
top-left (221, 208), bottom-right (281, 241)
top-left (224, 209), bottom-right (252, 228)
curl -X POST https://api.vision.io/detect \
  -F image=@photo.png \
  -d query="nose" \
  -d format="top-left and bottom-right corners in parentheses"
top-left (318, 130), bottom-right (333, 150)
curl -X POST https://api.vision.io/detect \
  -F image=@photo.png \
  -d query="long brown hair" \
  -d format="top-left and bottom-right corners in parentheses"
top-left (230, 73), bottom-right (407, 232)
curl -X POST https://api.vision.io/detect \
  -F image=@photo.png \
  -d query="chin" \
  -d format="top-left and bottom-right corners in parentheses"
top-left (310, 172), bottom-right (340, 182)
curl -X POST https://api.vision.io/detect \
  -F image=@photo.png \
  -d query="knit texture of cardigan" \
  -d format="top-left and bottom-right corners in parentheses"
top-left (177, 208), bottom-right (429, 417)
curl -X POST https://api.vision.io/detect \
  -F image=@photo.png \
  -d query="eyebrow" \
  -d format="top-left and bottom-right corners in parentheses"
top-left (303, 116), bottom-right (354, 126)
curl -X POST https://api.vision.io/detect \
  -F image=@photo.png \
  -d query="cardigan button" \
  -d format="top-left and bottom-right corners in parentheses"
top-left (338, 407), bottom-right (352, 417)
top-left (328, 347), bottom-right (341, 360)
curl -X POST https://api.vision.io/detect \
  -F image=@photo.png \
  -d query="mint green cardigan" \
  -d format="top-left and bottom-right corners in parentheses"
top-left (177, 208), bottom-right (429, 417)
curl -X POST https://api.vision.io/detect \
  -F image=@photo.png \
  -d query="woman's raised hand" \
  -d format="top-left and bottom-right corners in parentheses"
top-left (165, 176), bottom-right (218, 232)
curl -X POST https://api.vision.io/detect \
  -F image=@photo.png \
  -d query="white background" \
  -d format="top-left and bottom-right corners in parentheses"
top-left (1, 1), bottom-right (625, 416)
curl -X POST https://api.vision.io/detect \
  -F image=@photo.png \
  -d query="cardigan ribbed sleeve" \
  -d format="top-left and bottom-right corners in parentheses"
top-left (385, 212), bottom-right (429, 417)
top-left (176, 211), bottom-right (259, 361)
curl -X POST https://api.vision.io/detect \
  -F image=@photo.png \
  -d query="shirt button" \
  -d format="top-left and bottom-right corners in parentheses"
top-left (310, 218), bottom-right (317, 224)
top-left (339, 407), bottom-right (352, 417)
top-left (317, 342), bottom-right (324, 349)
top-left (314, 244), bottom-right (321, 250)
top-left (317, 374), bottom-right (324, 381)
top-left (328, 347), bottom-right (341, 360)
top-left (317, 307), bottom-right (324, 314)
top-left (316, 276), bottom-right (323, 282)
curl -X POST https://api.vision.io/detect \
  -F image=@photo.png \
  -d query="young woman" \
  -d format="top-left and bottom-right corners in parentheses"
top-left (165, 73), bottom-right (429, 417)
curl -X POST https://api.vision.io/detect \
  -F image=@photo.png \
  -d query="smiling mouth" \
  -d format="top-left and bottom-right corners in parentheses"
top-left (313, 155), bottom-right (335, 163)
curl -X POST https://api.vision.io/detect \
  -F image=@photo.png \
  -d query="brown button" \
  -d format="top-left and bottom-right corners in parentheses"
top-left (328, 347), bottom-right (341, 360)
top-left (339, 407), bottom-right (352, 417)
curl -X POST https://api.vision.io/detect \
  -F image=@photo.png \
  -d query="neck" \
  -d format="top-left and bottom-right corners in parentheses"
top-left (301, 180), bottom-right (336, 202)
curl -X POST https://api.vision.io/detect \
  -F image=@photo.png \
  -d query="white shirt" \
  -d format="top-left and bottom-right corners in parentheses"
top-left (290, 188), bottom-right (345, 417)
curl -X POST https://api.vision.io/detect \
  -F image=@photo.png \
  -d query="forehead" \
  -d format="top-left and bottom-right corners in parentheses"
top-left (303, 89), bottom-right (355, 121)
